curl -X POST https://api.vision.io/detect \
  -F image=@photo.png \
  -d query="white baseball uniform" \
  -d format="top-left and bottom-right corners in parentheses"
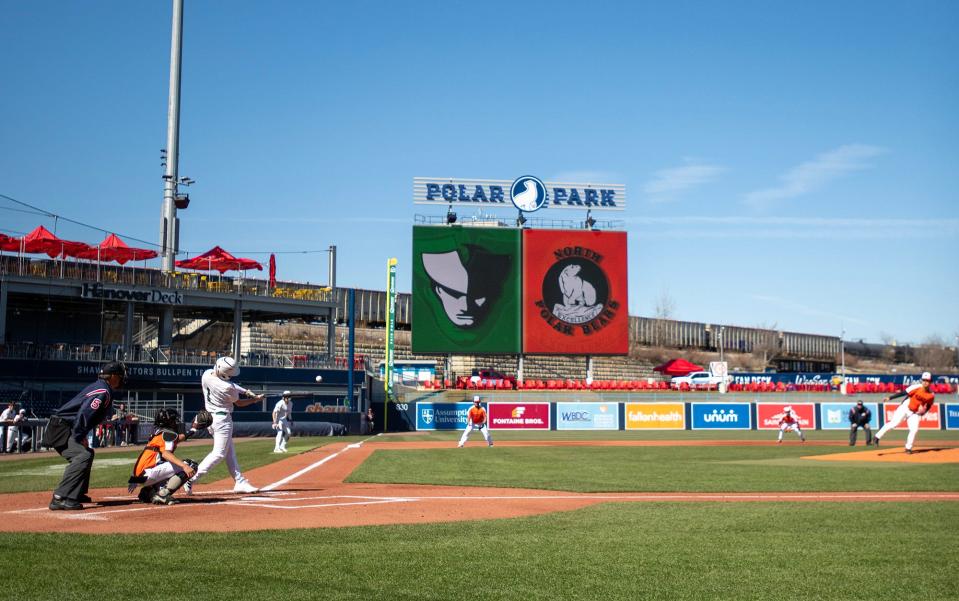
top-left (273, 398), bottom-right (293, 453)
top-left (777, 413), bottom-right (805, 442)
top-left (875, 383), bottom-right (935, 451)
top-left (188, 369), bottom-right (255, 490)
top-left (1, 407), bottom-right (14, 452)
top-left (6, 409), bottom-right (25, 452)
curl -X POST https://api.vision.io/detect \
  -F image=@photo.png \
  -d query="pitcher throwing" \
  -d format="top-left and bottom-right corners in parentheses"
top-left (186, 357), bottom-right (263, 494)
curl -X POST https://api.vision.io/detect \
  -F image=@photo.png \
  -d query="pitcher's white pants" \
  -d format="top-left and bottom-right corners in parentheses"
top-left (875, 401), bottom-right (921, 449)
top-left (458, 423), bottom-right (492, 447)
top-left (778, 423), bottom-right (804, 441)
top-left (274, 417), bottom-right (291, 452)
top-left (191, 414), bottom-right (249, 485)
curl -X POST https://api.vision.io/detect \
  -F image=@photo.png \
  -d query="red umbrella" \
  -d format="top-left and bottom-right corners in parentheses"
top-left (75, 233), bottom-right (159, 264)
top-left (175, 245), bottom-right (263, 273)
top-left (0, 232), bottom-right (21, 252)
top-left (268, 254), bottom-right (276, 289)
top-left (20, 225), bottom-right (90, 258)
top-left (653, 358), bottom-right (704, 377)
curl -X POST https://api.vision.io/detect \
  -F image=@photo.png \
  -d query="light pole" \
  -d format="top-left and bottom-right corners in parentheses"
top-left (160, 0), bottom-right (184, 273)
top-left (718, 326), bottom-right (725, 364)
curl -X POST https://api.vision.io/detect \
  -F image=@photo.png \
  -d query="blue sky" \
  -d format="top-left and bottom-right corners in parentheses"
top-left (1, 1), bottom-right (956, 345)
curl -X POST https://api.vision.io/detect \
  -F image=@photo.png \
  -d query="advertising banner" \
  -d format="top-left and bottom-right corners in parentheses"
top-left (522, 229), bottom-right (628, 355)
top-left (945, 405), bottom-right (959, 430)
top-left (883, 402), bottom-right (941, 429)
top-left (415, 402), bottom-right (474, 431)
top-left (756, 403), bottom-right (816, 430)
top-left (556, 402), bottom-right (620, 430)
top-left (819, 402), bottom-right (880, 430)
top-left (412, 226), bottom-right (521, 354)
top-left (691, 402), bottom-right (752, 430)
top-left (488, 402), bottom-right (551, 430)
top-left (624, 402), bottom-right (685, 430)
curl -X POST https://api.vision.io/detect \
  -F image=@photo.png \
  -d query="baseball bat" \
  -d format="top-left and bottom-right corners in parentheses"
top-left (254, 390), bottom-right (318, 398)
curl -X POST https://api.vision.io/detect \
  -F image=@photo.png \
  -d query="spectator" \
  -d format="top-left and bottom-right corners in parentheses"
top-left (0, 402), bottom-right (15, 453)
top-left (363, 407), bottom-right (375, 435)
top-left (7, 408), bottom-right (29, 452)
top-left (112, 403), bottom-right (129, 446)
top-left (848, 401), bottom-right (873, 446)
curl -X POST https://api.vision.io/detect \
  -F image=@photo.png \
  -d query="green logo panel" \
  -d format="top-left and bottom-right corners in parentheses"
top-left (412, 225), bottom-right (521, 354)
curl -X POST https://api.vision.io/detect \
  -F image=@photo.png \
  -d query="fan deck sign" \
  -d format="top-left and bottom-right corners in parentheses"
top-left (522, 229), bottom-right (628, 354)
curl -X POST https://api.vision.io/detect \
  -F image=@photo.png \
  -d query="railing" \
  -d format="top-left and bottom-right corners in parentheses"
top-left (0, 341), bottom-right (337, 369)
top-left (0, 255), bottom-right (335, 302)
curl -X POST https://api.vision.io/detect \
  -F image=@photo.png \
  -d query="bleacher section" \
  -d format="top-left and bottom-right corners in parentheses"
top-left (238, 322), bottom-right (657, 386)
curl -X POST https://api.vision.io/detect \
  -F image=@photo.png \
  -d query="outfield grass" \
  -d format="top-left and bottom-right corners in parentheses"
top-left (347, 445), bottom-right (959, 492)
top-left (0, 436), bottom-right (360, 494)
top-left (1, 502), bottom-right (956, 601)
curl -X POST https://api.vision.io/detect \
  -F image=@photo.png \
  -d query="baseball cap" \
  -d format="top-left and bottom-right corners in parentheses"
top-left (18, 409), bottom-right (25, 414)
top-left (783, 406), bottom-right (792, 412)
top-left (856, 400), bottom-right (864, 405)
top-left (473, 395), bottom-right (481, 403)
top-left (921, 371), bottom-right (932, 381)
top-left (282, 390), bottom-right (292, 396)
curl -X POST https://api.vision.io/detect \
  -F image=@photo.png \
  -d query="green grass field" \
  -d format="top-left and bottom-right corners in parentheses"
top-left (2, 432), bottom-right (957, 601)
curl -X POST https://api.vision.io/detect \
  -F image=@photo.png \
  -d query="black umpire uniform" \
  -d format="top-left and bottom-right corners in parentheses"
top-left (848, 401), bottom-right (872, 446)
top-left (45, 362), bottom-right (126, 510)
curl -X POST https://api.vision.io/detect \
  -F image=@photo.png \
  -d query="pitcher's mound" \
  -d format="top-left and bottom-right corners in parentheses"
top-left (806, 447), bottom-right (959, 464)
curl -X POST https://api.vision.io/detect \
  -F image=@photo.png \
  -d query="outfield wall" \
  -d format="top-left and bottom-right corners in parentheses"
top-left (386, 391), bottom-right (959, 433)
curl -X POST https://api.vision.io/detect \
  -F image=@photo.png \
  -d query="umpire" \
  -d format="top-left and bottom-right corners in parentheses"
top-left (45, 361), bottom-right (127, 510)
top-left (848, 400), bottom-right (873, 446)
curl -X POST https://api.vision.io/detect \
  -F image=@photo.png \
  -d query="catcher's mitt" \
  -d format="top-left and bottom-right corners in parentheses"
top-left (193, 410), bottom-right (214, 430)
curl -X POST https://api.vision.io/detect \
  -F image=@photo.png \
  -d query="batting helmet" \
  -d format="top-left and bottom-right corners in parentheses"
top-left (99, 361), bottom-right (128, 385)
top-left (214, 356), bottom-right (240, 380)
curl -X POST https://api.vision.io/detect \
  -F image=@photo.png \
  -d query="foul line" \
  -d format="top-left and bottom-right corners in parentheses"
top-left (260, 436), bottom-right (376, 492)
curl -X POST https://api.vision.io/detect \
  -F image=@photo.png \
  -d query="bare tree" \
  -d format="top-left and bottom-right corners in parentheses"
top-left (915, 335), bottom-right (955, 371)
top-left (652, 289), bottom-right (676, 347)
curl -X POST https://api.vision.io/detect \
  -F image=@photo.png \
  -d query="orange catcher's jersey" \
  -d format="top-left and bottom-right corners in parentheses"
top-left (905, 384), bottom-right (935, 412)
top-left (467, 406), bottom-right (487, 425)
top-left (132, 429), bottom-right (179, 478)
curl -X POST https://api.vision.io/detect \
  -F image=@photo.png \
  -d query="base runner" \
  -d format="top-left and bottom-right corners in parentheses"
top-left (458, 395), bottom-right (493, 448)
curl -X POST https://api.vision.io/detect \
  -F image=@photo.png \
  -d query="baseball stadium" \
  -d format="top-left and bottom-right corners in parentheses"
top-left (2, 2), bottom-right (958, 601)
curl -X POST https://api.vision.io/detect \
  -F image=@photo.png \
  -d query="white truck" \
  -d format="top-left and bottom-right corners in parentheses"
top-left (669, 370), bottom-right (731, 390)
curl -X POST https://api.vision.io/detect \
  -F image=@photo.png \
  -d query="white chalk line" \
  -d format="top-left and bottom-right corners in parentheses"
top-left (260, 436), bottom-right (376, 492)
top-left (4, 437), bottom-right (378, 520)
top-left (223, 496), bottom-right (416, 510)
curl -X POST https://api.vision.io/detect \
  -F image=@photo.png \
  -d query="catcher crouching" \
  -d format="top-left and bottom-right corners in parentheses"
top-left (127, 409), bottom-right (213, 505)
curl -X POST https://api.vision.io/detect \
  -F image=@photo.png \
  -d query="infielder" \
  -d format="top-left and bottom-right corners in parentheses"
top-left (128, 408), bottom-right (210, 505)
top-left (185, 357), bottom-right (263, 494)
top-left (272, 392), bottom-right (293, 453)
top-left (873, 371), bottom-right (935, 454)
top-left (458, 396), bottom-right (493, 448)
top-left (777, 406), bottom-right (805, 443)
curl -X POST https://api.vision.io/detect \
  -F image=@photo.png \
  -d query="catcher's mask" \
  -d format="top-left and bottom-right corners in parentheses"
top-left (154, 408), bottom-right (181, 430)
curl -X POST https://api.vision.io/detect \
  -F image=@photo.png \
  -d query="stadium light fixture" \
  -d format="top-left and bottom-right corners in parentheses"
top-left (584, 210), bottom-right (596, 230)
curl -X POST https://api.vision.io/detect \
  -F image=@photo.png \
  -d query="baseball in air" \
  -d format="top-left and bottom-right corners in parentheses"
top-left (315, 375), bottom-right (323, 382)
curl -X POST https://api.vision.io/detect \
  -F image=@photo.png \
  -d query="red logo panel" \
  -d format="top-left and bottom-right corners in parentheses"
top-left (883, 403), bottom-right (941, 429)
top-left (522, 229), bottom-right (628, 355)
top-left (756, 403), bottom-right (815, 430)
top-left (488, 403), bottom-right (551, 430)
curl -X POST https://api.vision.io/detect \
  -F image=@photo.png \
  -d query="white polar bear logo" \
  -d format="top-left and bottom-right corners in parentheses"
top-left (553, 263), bottom-right (603, 324)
